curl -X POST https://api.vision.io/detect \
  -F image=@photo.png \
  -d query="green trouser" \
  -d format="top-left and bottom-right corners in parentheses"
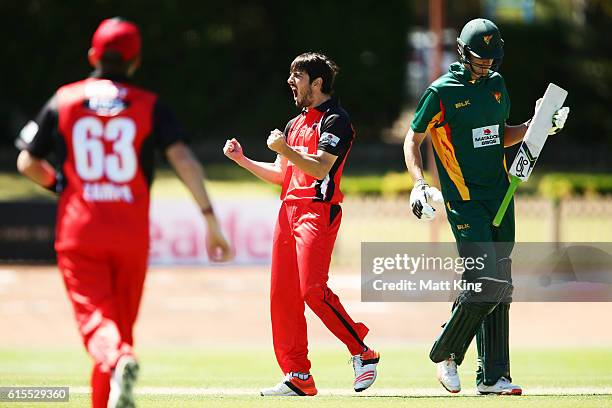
top-left (429, 199), bottom-right (514, 386)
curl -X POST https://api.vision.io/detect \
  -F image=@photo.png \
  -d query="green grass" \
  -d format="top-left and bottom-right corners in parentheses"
top-left (1, 346), bottom-right (611, 407)
top-left (0, 173), bottom-right (56, 201)
top-left (2, 395), bottom-right (610, 408)
top-left (108, 395), bottom-right (612, 408)
top-left (5, 168), bottom-right (611, 200)
top-left (0, 170), bottom-right (279, 201)
top-left (152, 174), bottom-right (278, 198)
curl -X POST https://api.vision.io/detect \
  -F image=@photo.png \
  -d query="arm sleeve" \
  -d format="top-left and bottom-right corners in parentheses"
top-left (317, 113), bottom-right (354, 157)
top-left (152, 100), bottom-right (189, 151)
top-left (410, 88), bottom-right (442, 133)
top-left (15, 95), bottom-right (58, 158)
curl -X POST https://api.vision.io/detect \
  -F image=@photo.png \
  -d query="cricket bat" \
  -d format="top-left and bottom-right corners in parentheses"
top-left (492, 83), bottom-right (568, 227)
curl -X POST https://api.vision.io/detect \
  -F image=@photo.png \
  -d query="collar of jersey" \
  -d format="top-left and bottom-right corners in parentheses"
top-left (449, 62), bottom-right (490, 85)
top-left (89, 70), bottom-right (130, 83)
top-left (301, 96), bottom-right (338, 115)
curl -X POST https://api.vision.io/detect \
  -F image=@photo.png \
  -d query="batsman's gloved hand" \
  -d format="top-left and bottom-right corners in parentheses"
top-left (549, 106), bottom-right (570, 135)
top-left (409, 179), bottom-right (443, 221)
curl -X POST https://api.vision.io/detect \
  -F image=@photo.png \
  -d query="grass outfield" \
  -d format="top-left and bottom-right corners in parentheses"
top-left (1, 347), bottom-right (611, 407)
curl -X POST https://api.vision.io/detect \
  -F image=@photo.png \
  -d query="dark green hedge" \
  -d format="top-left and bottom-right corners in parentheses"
top-left (0, 0), bottom-right (408, 146)
top-left (340, 171), bottom-right (612, 198)
top-left (1, 1), bottom-right (609, 172)
top-left (538, 173), bottom-right (612, 199)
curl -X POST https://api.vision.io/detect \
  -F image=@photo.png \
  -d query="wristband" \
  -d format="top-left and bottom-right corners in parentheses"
top-left (43, 177), bottom-right (60, 194)
top-left (201, 206), bottom-right (215, 216)
top-left (414, 179), bottom-right (427, 189)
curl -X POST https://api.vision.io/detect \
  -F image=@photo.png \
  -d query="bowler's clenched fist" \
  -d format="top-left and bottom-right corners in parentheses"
top-left (267, 129), bottom-right (288, 154)
top-left (223, 138), bottom-right (244, 163)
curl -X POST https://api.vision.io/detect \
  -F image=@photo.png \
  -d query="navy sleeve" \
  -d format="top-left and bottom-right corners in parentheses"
top-left (152, 100), bottom-right (188, 151)
top-left (317, 113), bottom-right (354, 156)
top-left (16, 95), bottom-right (58, 159)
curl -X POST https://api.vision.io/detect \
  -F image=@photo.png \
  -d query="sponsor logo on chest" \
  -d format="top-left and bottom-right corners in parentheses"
top-left (296, 125), bottom-right (316, 142)
top-left (286, 118), bottom-right (323, 167)
top-left (290, 119), bottom-right (320, 148)
top-left (472, 124), bottom-right (500, 148)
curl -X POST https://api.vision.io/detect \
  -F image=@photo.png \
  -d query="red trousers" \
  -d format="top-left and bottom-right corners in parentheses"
top-left (271, 201), bottom-right (369, 374)
top-left (57, 245), bottom-right (148, 408)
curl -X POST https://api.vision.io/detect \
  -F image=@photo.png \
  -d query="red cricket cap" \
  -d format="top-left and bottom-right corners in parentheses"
top-left (90, 18), bottom-right (141, 64)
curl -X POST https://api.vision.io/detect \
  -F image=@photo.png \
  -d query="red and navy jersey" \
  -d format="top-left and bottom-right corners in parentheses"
top-left (280, 97), bottom-right (354, 204)
top-left (16, 75), bottom-right (186, 251)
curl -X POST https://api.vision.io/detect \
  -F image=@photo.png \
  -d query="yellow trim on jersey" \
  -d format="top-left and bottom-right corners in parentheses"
top-left (427, 112), bottom-right (471, 200)
top-left (503, 155), bottom-right (509, 179)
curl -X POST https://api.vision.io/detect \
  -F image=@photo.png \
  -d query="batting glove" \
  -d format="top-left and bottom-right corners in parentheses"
top-left (549, 106), bottom-right (569, 135)
top-left (409, 179), bottom-right (443, 221)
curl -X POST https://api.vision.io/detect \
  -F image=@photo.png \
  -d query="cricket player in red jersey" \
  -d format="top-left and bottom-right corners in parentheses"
top-left (223, 52), bottom-right (379, 396)
top-left (16, 18), bottom-right (232, 408)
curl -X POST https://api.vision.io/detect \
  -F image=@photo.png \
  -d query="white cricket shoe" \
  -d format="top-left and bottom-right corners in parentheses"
top-left (436, 359), bottom-right (461, 393)
top-left (108, 355), bottom-right (139, 408)
top-left (351, 349), bottom-right (380, 392)
top-left (260, 373), bottom-right (317, 396)
top-left (477, 376), bottom-right (522, 395)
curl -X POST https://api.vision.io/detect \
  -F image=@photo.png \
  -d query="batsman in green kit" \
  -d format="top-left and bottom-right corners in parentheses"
top-left (403, 18), bottom-right (569, 395)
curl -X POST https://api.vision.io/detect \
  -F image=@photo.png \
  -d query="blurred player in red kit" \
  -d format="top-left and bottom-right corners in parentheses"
top-left (16, 18), bottom-right (232, 408)
top-left (223, 52), bottom-right (379, 396)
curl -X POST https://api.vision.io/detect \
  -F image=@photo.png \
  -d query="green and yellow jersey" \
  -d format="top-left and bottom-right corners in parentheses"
top-left (411, 62), bottom-right (511, 201)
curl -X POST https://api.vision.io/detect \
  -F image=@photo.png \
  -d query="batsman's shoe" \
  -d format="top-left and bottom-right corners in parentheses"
top-left (260, 373), bottom-right (317, 396)
top-left (477, 377), bottom-right (522, 395)
top-left (436, 359), bottom-right (461, 393)
top-left (108, 355), bottom-right (139, 408)
top-left (352, 349), bottom-right (380, 392)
